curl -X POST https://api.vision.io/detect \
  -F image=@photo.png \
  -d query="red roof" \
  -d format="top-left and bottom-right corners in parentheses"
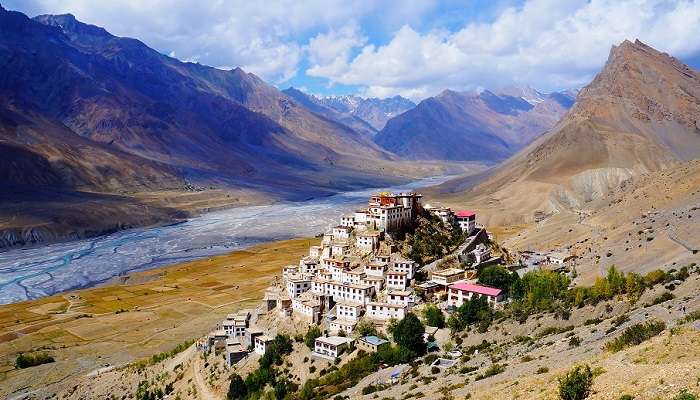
top-left (455, 210), bottom-right (476, 218)
top-left (449, 282), bottom-right (502, 297)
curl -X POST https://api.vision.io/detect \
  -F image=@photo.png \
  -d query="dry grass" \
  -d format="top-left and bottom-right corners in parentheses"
top-left (0, 237), bottom-right (313, 398)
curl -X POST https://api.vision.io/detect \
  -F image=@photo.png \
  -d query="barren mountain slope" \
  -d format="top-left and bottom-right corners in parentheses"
top-left (375, 87), bottom-right (574, 161)
top-left (431, 39), bottom-right (700, 226)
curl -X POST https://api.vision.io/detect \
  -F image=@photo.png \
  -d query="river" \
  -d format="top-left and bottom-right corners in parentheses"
top-left (0, 176), bottom-right (455, 304)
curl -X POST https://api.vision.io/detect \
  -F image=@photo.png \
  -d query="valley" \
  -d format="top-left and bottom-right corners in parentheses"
top-left (1, 2), bottom-right (700, 400)
top-left (0, 175), bottom-right (458, 304)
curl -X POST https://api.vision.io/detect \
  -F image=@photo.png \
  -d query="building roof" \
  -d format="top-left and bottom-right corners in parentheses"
top-left (361, 336), bottom-right (389, 346)
top-left (316, 336), bottom-right (354, 346)
top-left (334, 225), bottom-right (352, 230)
top-left (431, 268), bottom-right (465, 276)
top-left (256, 335), bottom-right (274, 342)
top-left (357, 231), bottom-right (381, 237)
top-left (416, 281), bottom-right (440, 289)
top-left (331, 319), bottom-right (357, 327)
top-left (388, 290), bottom-right (412, 297)
top-left (367, 302), bottom-right (406, 309)
top-left (449, 282), bottom-right (502, 297)
top-left (455, 210), bottom-right (476, 218)
top-left (547, 252), bottom-right (575, 260)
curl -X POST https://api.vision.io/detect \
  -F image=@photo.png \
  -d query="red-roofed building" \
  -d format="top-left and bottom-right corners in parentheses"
top-left (455, 210), bottom-right (476, 234)
top-left (448, 282), bottom-right (504, 308)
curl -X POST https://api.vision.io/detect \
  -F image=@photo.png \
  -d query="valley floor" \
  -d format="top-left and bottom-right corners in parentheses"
top-left (0, 238), bottom-right (311, 399)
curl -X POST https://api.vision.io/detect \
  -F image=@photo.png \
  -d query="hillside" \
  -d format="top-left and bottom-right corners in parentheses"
top-left (0, 7), bottom-right (458, 249)
top-left (375, 87), bottom-right (574, 161)
top-left (429, 40), bottom-right (700, 282)
top-left (432, 40), bottom-right (700, 220)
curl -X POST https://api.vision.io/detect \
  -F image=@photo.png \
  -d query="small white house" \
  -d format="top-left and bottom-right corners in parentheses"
top-left (286, 277), bottom-right (312, 298)
top-left (332, 226), bottom-right (352, 240)
top-left (455, 210), bottom-right (476, 234)
top-left (356, 231), bottom-right (381, 251)
top-left (314, 336), bottom-right (354, 359)
top-left (254, 335), bottom-right (274, 355)
top-left (471, 244), bottom-right (491, 264)
top-left (387, 290), bottom-right (414, 307)
top-left (366, 302), bottom-right (407, 320)
top-left (392, 258), bottom-right (417, 279)
top-left (429, 268), bottom-right (465, 287)
top-left (386, 270), bottom-right (408, 290)
top-left (282, 265), bottom-right (299, 278)
top-left (300, 257), bottom-right (318, 274)
top-left (340, 215), bottom-right (355, 227)
top-left (341, 269), bottom-right (366, 285)
top-left (336, 302), bottom-right (363, 321)
top-left (329, 319), bottom-right (357, 335)
top-left (448, 282), bottom-right (504, 308)
top-left (360, 275), bottom-right (384, 292)
top-left (364, 262), bottom-right (388, 277)
top-left (292, 292), bottom-right (321, 319)
top-left (309, 246), bottom-right (322, 258)
top-left (331, 242), bottom-right (350, 258)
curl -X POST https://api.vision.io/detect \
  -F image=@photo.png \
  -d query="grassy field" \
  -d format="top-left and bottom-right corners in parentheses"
top-left (0, 237), bottom-right (313, 397)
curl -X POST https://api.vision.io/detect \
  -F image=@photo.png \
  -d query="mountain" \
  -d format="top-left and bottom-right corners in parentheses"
top-left (374, 87), bottom-right (575, 162)
top-left (281, 87), bottom-right (377, 137)
top-left (318, 94), bottom-right (416, 130)
top-left (0, 7), bottom-right (453, 249)
top-left (432, 39), bottom-right (700, 225)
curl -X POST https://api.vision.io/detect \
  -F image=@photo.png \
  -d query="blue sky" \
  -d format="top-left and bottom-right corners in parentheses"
top-left (5, 0), bottom-right (700, 100)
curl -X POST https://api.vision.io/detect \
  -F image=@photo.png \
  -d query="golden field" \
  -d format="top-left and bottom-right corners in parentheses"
top-left (0, 237), bottom-right (313, 398)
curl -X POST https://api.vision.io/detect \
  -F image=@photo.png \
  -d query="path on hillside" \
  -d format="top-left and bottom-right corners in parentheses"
top-left (421, 228), bottom-right (484, 272)
top-left (193, 355), bottom-right (218, 400)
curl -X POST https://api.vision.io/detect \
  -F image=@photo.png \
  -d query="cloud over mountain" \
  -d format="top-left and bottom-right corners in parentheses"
top-left (6, 0), bottom-right (700, 99)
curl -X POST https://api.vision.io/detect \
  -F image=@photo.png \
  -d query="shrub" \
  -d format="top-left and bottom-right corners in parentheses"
top-left (644, 270), bottom-right (667, 286)
top-left (422, 304), bottom-right (445, 329)
top-left (536, 367), bottom-right (549, 374)
top-left (478, 265), bottom-right (518, 295)
top-left (672, 390), bottom-right (698, 400)
top-left (648, 291), bottom-right (675, 306)
top-left (227, 374), bottom-right (247, 400)
top-left (558, 364), bottom-right (593, 400)
top-left (459, 365), bottom-right (478, 374)
top-left (683, 310), bottom-right (700, 323)
top-left (605, 321), bottom-right (666, 352)
top-left (568, 336), bottom-right (582, 348)
top-left (619, 395), bottom-right (633, 400)
top-left (584, 318), bottom-right (602, 326)
top-left (475, 364), bottom-right (505, 380)
top-left (15, 352), bottom-right (55, 369)
top-left (305, 326), bottom-right (322, 350)
top-left (392, 314), bottom-right (426, 356)
top-left (423, 354), bottom-right (439, 365)
top-left (430, 366), bottom-right (440, 374)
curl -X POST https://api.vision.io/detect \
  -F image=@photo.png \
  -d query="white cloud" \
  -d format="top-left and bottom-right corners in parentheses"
top-left (306, 0), bottom-right (700, 100)
top-left (12, 0), bottom-right (378, 83)
top-left (306, 24), bottom-right (367, 80)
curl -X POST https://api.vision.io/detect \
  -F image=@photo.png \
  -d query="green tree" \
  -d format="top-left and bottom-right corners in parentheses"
top-left (354, 320), bottom-right (378, 337)
top-left (422, 304), bottom-right (445, 328)
top-left (478, 265), bottom-right (516, 294)
top-left (558, 364), bottom-right (593, 400)
top-left (392, 313), bottom-right (426, 356)
top-left (305, 325), bottom-right (322, 349)
top-left (227, 374), bottom-right (247, 400)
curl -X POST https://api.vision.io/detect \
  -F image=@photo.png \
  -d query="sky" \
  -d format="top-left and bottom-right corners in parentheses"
top-left (5, 0), bottom-right (700, 101)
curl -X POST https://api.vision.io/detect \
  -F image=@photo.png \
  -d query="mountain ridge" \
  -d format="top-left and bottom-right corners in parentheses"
top-left (375, 86), bottom-right (575, 162)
